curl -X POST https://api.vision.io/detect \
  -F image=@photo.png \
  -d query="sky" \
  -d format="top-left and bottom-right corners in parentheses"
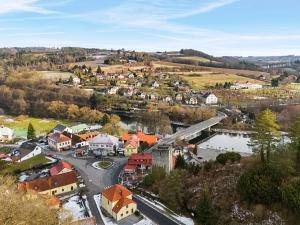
top-left (0, 0), bottom-right (299, 56)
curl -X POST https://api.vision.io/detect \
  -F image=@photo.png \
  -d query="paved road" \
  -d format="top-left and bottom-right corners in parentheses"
top-left (133, 196), bottom-right (183, 225)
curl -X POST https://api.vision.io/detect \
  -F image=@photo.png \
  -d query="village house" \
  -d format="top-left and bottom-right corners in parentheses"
top-left (175, 93), bottom-right (183, 102)
top-left (149, 94), bottom-right (157, 101)
top-left (123, 135), bottom-right (139, 156)
top-left (137, 92), bottom-right (146, 99)
top-left (127, 153), bottom-right (152, 171)
top-left (185, 96), bottom-right (198, 105)
top-left (107, 86), bottom-right (119, 95)
top-left (152, 81), bottom-right (160, 88)
top-left (202, 92), bottom-right (218, 105)
top-left (50, 161), bottom-right (73, 176)
top-left (163, 96), bottom-right (173, 103)
top-left (122, 131), bottom-right (157, 146)
top-left (0, 125), bottom-right (14, 142)
top-left (48, 133), bottom-right (72, 151)
top-left (52, 124), bottom-right (72, 134)
top-left (101, 184), bottom-right (137, 221)
top-left (72, 76), bottom-right (81, 85)
top-left (10, 142), bottom-right (42, 162)
top-left (18, 170), bottom-right (78, 196)
top-left (89, 133), bottom-right (119, 155)
top-left (70, 124), bottom-right (89, 134)
top-left (127, 72), bottom-right (135, 79)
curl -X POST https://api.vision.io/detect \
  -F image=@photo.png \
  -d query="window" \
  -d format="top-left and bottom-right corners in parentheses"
top-left (132, 209), bottom-right (134, 213)
top-left (62, 188), bottom-right (64, 192)
top-left (126, 205), bottom-right (128, 209)
top-left (121, 214), bottom-right (123, 217)
top-left (71, 186), bottom-right (73, 191)
top-left (126, 211), bottom-right (128, 214)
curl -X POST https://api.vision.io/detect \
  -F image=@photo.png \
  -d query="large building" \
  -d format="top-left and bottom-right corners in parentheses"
top-left (89, 134), bottom-right (119, 155)
top-left (18, 170), bottom-right (78, 196)
top-left (0, 125), bottom-right (14, 142)
top-left (152, 144), bottom-right (174, 173)
top-left (48, 133), bottom-right (72, 151)
top-left (101, 184), bottom-right (137, 221)
top-left (10, 142), bottom-right (42, 162)
top-left (202, 92), bottom-right (218, 105)
top-left (122, 131), bottom-right (157, 145)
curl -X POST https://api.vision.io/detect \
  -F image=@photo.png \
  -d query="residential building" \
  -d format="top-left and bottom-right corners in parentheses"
top-left (185, 96), bottom-right (198, 105)
top-left (152, 81), bottom-right (160, 88)
top-left (50, 161), bottom-right (73, 176)
top-left (10, 142), bottom-right (42, 162)
top-left (89, 134), bottom-right (119, 155)
top-left (48, 133), bottom-right (72, 151)
top-left (122, 131), bottom-right (157, 145)
top-left (70, 124), bottom-right (89, 134)
top-left (101, 184), bottom-right (137, 221)
top-left (52, 124), bottom-right (72, 134)
top-left (18, 170), bottom-right (78, 196)
top-left (127, 153), bottom-right (152, 170)
top-left (108, 86), bottom-right (119, 95)
top-left (0, 125), bottom-right (14, 142)
top-left (202, 92), bottom-right (218, 105)
top-left (124, 135), bottom-right (139, 156)
top-left (175, 93), bottom-right (183, 102)
top-left (73, 76), bottom-right (81, 85)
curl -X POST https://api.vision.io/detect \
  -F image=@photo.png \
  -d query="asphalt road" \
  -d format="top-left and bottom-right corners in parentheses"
top-left (133, 196), bottom-right (181, 225)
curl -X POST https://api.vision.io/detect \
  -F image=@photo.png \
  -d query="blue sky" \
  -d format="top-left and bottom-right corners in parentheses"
top-left (0, 0), bottom-right (299, 56)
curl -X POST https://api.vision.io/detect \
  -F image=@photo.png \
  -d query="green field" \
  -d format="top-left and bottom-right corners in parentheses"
top-left (1, 155), bottom-right (50, 175)
top-left (180, 73), bottom-right (264, 90)
top-left (177, 56), bottom-right (220, 64)
top-left (98, 160), bottom-right (113, 169)
top-left (0, 115), bottom-right (72, 138)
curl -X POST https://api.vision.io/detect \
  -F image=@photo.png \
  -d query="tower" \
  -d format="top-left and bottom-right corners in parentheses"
top-left (152, 144), bottom-right (174, 173)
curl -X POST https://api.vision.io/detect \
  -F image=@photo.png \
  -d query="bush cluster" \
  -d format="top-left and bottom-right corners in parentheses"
top-left (216, 152), bottom-right (241, 165)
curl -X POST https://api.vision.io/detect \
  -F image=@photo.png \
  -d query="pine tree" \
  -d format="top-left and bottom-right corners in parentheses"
top-left (101, 114), bottom-right (110, 126)
top-left (96, 65), bottom-right (102, 74)
top-left (175, 154), bottom-right (186, 169)
top-left (27, 123), bottom-right (36, 140)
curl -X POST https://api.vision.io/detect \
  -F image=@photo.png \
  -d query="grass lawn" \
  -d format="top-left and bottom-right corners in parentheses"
top-left (0, 148), bottom-right (12, 154)
top-left (98, 160), bottom-right (113, 169)
top-left (0, 115), bottom-right (72, 138)
top-left (180, 73), bottom-right (264, 90)
top-left (1, 155), bottom-right (50, 175)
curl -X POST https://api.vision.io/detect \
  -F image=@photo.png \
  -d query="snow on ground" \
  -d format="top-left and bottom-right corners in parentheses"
top-left (137, 195), bottom-right (194, 225)
top-left (62, 195), bottom-right (87, 221)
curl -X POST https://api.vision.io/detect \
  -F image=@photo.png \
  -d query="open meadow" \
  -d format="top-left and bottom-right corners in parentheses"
top-left (179, 72), bottom-right (264, 90)
top-left (38, 71), bottom-right (73, 81)
top-left (177, 56), bottom-right (220, 64)
top-left (0, 115), bottom-right (72, 138)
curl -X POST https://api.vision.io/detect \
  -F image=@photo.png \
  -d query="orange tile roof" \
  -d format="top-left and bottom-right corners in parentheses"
top-left (122, 131), bottom-right (157, 145)
top-left (101, 184), bottom-right (132, 202)
top-left (48, 133), bottom-right (71, 143)
top-left (112, 197), bottom-right (136, 213)
top-left (78, 131), bottom-right (99, 141)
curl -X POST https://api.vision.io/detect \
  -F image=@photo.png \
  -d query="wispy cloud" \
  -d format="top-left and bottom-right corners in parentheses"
top-left (0, 0), bottom-right (58, 15)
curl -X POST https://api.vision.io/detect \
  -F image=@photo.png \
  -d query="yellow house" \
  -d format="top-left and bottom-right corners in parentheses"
top-left (101, 184), bottom-right (137, 221)
top-left (124, 135), bottom-right (139, 156)
top-left (18, 171), bottom-right (78, 196)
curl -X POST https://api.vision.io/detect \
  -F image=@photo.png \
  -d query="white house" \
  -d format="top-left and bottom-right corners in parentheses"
top-left (202, 93), bottom-right (218, 105)
top-left (73, 76), bottom-right (81, 85)
top-left (108, 86), bottom-right (119, 95)
top-left (185, 96), bottom-right (198, 105)
top-left (52, 124), bottom-right (72, 134)
top-left (11, 142), bottom-right (42, 162)
top-left (89, 134), bottom-right (119, 155)
top-left (0, 125), bottom-right (14, 142)
top-left (152, 81), bottom-right (160, 88)
top-left (48, 133), bottom-right (72, 152)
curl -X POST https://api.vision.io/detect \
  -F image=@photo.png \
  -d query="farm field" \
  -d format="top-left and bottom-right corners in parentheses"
top-left (0, 115), bottom-right (72, 138)
top-left (177, 56), bottom-right (220, 64)
top-left (38, 71), bottom-right (73, 81)
top-left (180, 73), bottom-right (265, 90)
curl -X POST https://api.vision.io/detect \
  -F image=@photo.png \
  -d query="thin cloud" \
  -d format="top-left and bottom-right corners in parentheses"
top-left (0, 0), bottom-right (58, 15)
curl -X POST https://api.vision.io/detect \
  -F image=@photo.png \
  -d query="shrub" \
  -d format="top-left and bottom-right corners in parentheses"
top-left (237, 165), bottom-right (283, 204)
top-left (216, 152), bottom-right (241, 165)
top-left (281, 179), bottom-right (300, 215)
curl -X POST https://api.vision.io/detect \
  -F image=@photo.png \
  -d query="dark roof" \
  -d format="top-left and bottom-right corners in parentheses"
top-left (48, 133), bottom-right (71, 143)
top-left (12, 142), bottom-right (38, 159)
top-left (202, 92), bottom-right (213, 98)
top-left (53, 124), bottom-right (67, 132)
top-left (63, 132), bottom-right (84, 145)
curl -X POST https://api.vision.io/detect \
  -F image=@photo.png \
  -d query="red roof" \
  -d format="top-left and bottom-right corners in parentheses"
top-left (112, 197), bottom-right (136, 213)
top-left (122, 131), bottom-right (157, 145)
top-left (101, 184), bottom-right (132, 202)
top-left (19, 170), bottom-right (78, 193)
top-left (50, 161), bottom-right (73, 176)
top-left (124, 164), bottom-right (137, 171)
top-left (48, 133), bottom-right (71, 143)
top-left (129, 153), bottom-right (152, 161)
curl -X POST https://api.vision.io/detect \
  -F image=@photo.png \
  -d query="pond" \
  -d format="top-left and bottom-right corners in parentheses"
top-left (198, 132), bottom-right (291, 155)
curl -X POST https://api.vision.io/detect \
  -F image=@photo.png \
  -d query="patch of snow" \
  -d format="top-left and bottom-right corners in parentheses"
top-left (62, 195), bottom-right (90, 221)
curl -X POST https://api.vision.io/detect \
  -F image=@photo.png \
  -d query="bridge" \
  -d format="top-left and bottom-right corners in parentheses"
top-left (148, 112), bottom-right (227, 152)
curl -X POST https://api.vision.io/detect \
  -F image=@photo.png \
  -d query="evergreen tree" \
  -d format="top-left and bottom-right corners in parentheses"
top-left (89, 93), bottom-right (98, 109)
top-left (175, 154), bottom-right (186, 169)
top-left (96, 65), bottom-right (102, 74)
top-left (27, 123), bottom-right (36, 140)
top-left (69, 75), bottom-right (73, 84)
top-left (101, 114), bottom-right (110, 126)
top-left (290, 114), bottom-right (300, 165)
top-left (196, 186), bottom-right (215, 225)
